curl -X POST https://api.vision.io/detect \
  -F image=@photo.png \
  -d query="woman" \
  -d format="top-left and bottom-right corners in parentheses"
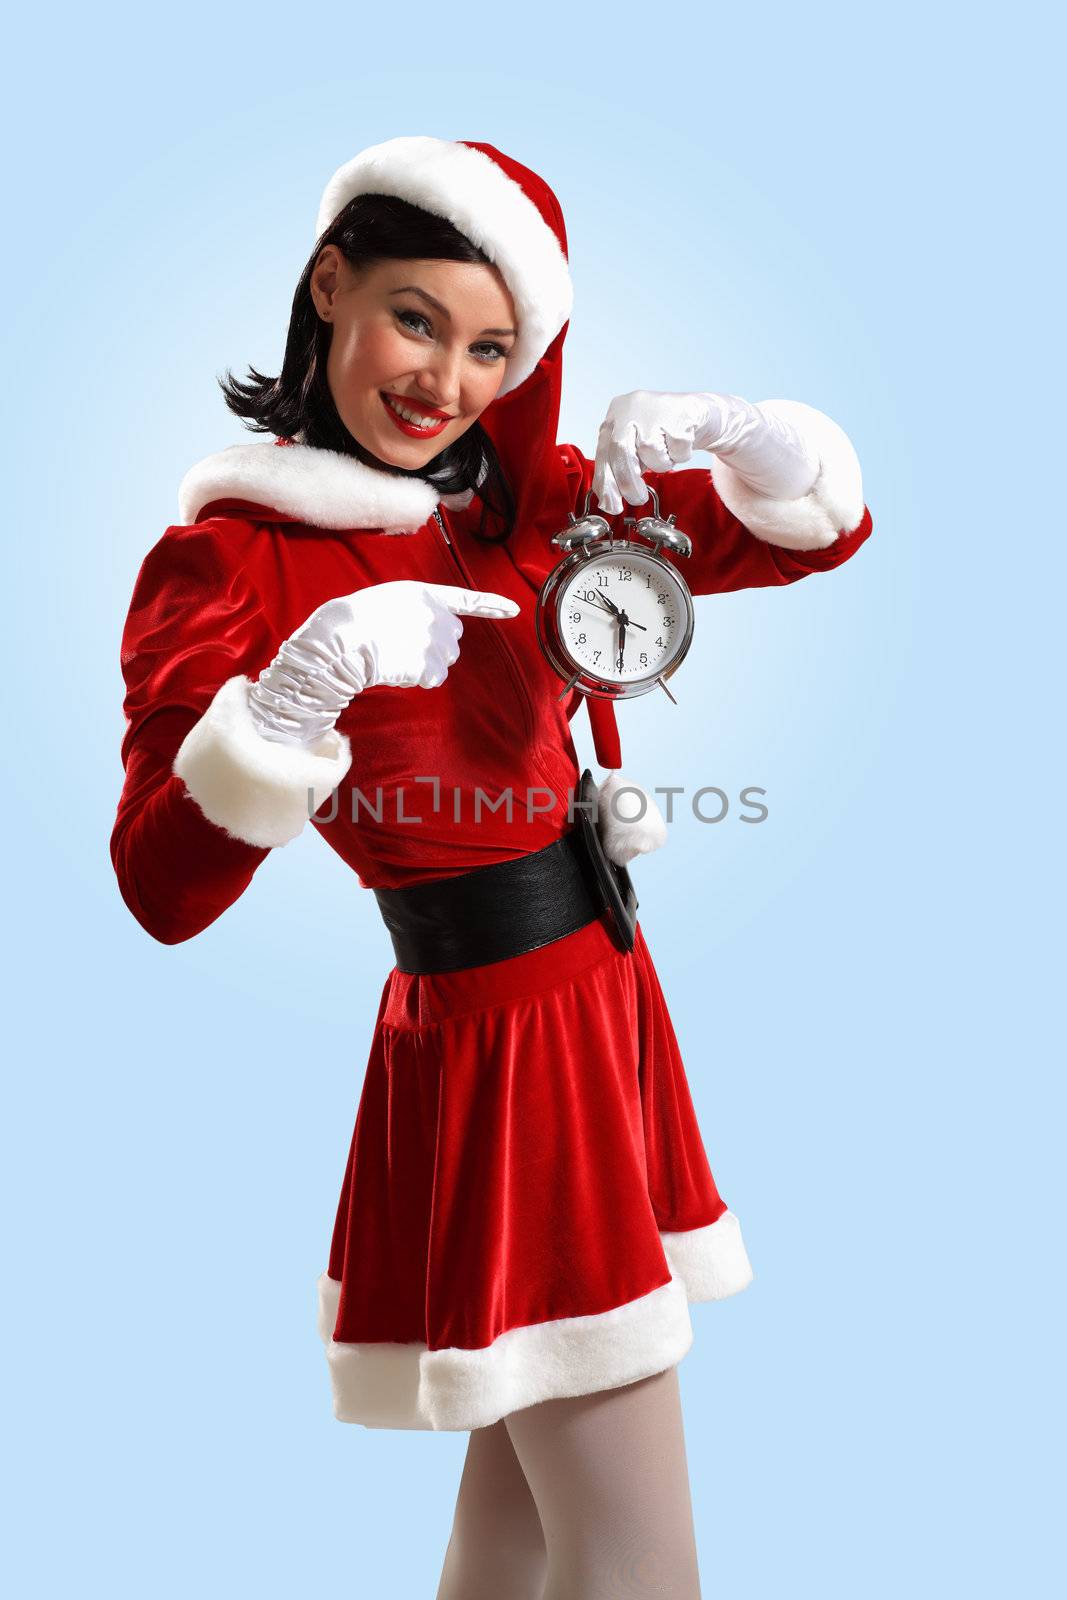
top-left (112, 136), bottom-right (872, 1598)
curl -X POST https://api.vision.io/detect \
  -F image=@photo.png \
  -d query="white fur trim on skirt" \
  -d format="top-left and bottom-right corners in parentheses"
top-left (315, 1209), bottom-right (753, 1431)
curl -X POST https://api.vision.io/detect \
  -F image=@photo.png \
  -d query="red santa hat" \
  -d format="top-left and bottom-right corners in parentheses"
top-left (313, 136), bottom-right (577, 562)
top-left (316, 136), bottom-right (572, 402)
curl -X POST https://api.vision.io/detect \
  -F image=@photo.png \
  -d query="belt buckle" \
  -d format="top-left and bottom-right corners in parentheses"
top-left (574, 768), bottom-right (639, 952)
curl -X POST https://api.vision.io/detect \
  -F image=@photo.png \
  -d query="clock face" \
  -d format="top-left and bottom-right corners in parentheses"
top-left (556, 547), bottom-right (692, 686)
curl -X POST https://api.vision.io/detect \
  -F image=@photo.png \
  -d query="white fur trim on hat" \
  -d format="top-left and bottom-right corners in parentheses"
top-left (709, 398), bottom-right (866, 551)
top-left (316, 1210), bottom-right (752, 1431)
top-left (172, 674), bottom-right (352, 849)
top-left (178, 441), bottom-right (441, 532)
top-left (596, 770), bottom-right (668, 865)
top-left (315, 136), bottom-right (573, 398)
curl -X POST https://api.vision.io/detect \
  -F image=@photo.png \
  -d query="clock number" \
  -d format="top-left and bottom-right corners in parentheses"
top-left (657, 592), bottom-right (669, 605)
top-left (656, 636), bottom-right (665, 648)
top-left (596, 572), bottom-right (608, 587)
top-left (639, 652), bottom-right (648, 667)
top-left (619, 568), bottom-right (631, 581)
top-left (577, 632), bottom-right (586, 644)
top-left (592, 649), bottom-right (601, 663)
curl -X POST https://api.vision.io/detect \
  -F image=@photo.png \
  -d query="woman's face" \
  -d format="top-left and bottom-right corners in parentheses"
top-left (309, 247), bottom-right (517, 468)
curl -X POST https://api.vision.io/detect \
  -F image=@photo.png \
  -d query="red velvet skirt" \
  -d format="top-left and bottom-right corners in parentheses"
top-left (316, 908), bottom-right (753, 1431)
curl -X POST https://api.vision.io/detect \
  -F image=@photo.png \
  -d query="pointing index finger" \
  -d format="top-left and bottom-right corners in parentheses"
top-left (422, 582), bottom-right (520, 619)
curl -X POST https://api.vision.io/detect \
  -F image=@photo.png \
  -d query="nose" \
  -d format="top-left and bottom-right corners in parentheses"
top-left (413, 344), bottom-right (464, 412)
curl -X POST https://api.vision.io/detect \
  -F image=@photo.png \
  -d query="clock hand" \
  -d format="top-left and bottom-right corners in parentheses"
top-left (617, 615), bottom-right (626, 673)
top-left (577, 603), bottom-right (618, 632)
top-left (579, 589), bottom-right (620, 617)
top-left (578, 591), bottom-right (647, 630)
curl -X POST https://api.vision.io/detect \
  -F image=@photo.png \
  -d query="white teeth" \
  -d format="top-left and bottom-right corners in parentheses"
top-left (384, 394), bottom-right (442, 429)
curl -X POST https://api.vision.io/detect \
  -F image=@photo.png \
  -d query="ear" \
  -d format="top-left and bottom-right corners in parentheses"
top-left (595, 770), bottom-right (668, 867)
top-left (309, 244), bottom-right (345, 321)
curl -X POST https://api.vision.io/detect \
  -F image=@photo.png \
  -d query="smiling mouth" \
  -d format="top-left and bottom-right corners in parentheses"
top-left (380, 392), bottom-right (454, 434)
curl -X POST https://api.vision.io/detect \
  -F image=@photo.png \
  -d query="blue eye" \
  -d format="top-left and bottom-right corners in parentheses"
top-left (393, 307), bottom-right (507, 364)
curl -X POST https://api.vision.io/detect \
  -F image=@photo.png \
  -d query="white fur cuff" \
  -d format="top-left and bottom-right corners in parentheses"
top-left (660, 1209), bottom-right (754, 1300)
top-left (172, 674), bottom-right (352, 849)
top-left (709, 397), bottom-right (866, 551)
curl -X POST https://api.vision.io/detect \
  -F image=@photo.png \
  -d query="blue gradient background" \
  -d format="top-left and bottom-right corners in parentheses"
top-left (4, 4), bottom-right (1059, 1596)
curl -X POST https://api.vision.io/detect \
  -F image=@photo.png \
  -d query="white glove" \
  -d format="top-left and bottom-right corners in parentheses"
top-left (591, 390), bottom-right (821, 514)
top-left (247, 579), bottom-right (520, 746)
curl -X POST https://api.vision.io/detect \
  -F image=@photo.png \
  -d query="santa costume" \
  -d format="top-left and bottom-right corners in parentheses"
top-left (112, 136), bottom-right (873, 1432)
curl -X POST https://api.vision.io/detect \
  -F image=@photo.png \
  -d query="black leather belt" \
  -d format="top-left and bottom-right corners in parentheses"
top-left (372, 770), bottom-right (639, 975)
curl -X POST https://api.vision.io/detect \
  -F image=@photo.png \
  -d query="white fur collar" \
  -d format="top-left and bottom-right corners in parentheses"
top-left (178, 440), bottom-right (474, 534)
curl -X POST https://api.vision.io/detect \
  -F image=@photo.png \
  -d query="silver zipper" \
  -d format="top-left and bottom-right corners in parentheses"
top-left (430, 498), bottom-right (538, 753)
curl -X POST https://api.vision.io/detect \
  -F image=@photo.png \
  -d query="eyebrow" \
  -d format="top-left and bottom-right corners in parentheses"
top-left (389, 284), bottom-right (517, 339)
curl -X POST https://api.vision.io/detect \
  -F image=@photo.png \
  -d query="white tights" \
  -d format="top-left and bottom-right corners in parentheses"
top-left (436, 1364), bottom-right (702, 1600)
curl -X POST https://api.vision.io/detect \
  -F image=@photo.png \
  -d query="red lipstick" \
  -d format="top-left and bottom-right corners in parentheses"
top-left (380, 391), bottom-right (453, 437)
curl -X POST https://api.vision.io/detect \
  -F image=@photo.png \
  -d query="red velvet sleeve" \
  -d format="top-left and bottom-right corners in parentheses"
top-left (558, 443), bottom-right (873, 594)
top-left (110, 522), bottom-right (275, 945)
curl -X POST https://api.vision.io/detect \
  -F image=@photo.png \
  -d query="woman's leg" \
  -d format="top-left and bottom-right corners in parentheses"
top-left (503, 1365), bottom-right (702, 1600)
top-left (436, 1416), bottom-right (549, 1600)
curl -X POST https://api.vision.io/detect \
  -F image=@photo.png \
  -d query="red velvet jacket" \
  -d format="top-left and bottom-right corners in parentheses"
top-left (111, 431), bottom-right (872, 945)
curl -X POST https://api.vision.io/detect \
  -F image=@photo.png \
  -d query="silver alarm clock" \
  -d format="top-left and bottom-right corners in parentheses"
top-left (535, 485), bottom-right (695, 705)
